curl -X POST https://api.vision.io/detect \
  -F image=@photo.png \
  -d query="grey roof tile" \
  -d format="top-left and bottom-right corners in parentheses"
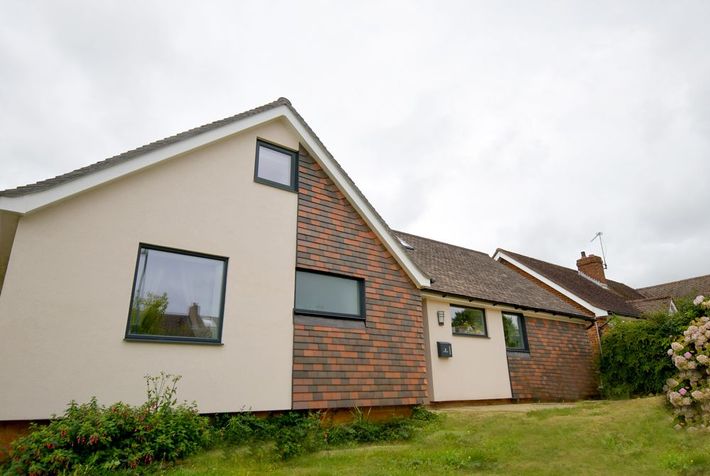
top-left (394, 231), bottom-right (593, 320)
top-left (638, 274), bottom-right (710, 300)
top-left (496, 249), bottom-right (641, 317)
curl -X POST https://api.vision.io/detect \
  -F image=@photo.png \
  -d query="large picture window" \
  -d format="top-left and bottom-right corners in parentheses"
top-left (254, 140), bottom-right (298, 191)
top-left (294, 270), bottom-right (365, 320)
top-left (125, 244), bottom-right (228, 343)
top-left (503, 312), bottom-right (528, 351)
top-left (451, 305), bottom-right (487, 337)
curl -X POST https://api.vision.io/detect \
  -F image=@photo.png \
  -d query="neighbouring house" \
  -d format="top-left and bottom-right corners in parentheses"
top-left (493, 249), bottom-right (643, 321)
top-left (491, 249), bottom-right (645, 355)
top-left (0, 98), bottom-right (430, 426)
top-left (634, 274), bottom-right (710, 314)
top-left (394, 232), bottom-right (599, 402)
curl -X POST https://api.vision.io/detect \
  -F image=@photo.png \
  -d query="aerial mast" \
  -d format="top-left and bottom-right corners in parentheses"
top-left (590, 232), bottom-right (608, 269)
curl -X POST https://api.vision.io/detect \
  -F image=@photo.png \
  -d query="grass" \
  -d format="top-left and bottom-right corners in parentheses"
top-left (166, 397), bottom-right (710, 475)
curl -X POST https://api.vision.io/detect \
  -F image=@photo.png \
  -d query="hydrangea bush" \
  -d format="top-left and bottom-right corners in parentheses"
top-left (666, 295), bottom-right (710, 430)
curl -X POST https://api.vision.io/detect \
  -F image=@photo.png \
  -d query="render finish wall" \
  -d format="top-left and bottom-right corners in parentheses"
top-left (424, 297), bottom-right (513, 402)
top-left (0, 119), bottom-right (299, 420)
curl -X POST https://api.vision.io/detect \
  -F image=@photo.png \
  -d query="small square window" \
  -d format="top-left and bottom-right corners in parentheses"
top-left (451, 306), bottom-right (487, 337)
top-left (294, 270), bottom-right (365, 320)
top-left (125, 244), bottom-right (228, 344)
top-left (254, 140), bottom-right (298, 191)
top-left (503, 312), bottom-right (528, 351)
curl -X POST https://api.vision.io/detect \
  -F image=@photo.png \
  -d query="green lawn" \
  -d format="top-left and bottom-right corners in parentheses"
top-left (167, 397), bottom-right (710, 475)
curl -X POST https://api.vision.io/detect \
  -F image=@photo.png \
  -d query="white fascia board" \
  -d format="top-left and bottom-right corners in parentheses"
top-left (492, 250), bottom-right (608, 317)
top-left (281, 109), bottom-right (430, 289)
top-left (0, 107), bottom-right (289, 215)
top-left (0, 105), bottom-right (430, 289)
top-left (420, 290), bottom-right (591, 325)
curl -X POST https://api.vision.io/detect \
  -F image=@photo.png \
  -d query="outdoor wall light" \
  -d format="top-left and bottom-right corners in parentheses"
top-left (437, 310), bottom-right (446, 326)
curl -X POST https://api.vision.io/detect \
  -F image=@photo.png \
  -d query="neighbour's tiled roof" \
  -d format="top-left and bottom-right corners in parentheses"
top-left (607, 280), bottom-right (646, 301)
top-left (627, 297), bottom-right (674, 315)
top-left (496, 249), bottom-right (641, 318)
top-left (394, 231), bottom-right (593, 320)
top-left (637, 274), bottom-right (710, 301)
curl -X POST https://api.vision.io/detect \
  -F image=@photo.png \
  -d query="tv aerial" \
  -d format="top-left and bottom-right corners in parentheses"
top-left (590, 232), bottom-right (608, 269)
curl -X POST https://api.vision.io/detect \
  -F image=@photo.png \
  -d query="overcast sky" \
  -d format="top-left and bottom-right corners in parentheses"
top-left (1, 1), bottom-right (709, 288)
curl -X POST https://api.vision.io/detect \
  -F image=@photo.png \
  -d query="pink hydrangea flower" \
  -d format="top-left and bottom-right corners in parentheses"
top-left (680, 388), bottom-right (688, 396)
top-left (684, 352), bottom-right (693, 359)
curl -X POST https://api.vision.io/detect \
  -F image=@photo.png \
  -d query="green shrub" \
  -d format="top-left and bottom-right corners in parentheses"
top-left (3, 373), bottom-right (210, 475)
top-left (272, 412), bottom-right (324, 459)
top-left (221, 411), bottom-right (274, 445)
top-left (599, 298), bottom-right (700, 398)
top-left (218, 405), bottom-right (437, 460)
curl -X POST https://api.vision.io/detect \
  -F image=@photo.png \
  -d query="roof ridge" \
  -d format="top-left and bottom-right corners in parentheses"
top-left (637, 273), bottom-right (710, 291)
top-left (496, 248), bottom-right (577, 273)
top-left (393, 230), bottom-right (491, 257)
top-left (628, 296), bottom-right (672, 303)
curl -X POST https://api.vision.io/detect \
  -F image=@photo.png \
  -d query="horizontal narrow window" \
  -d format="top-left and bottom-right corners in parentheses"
top-left (503, 312), bottom-right (528, 351)
top-left (451, 305), bottom-right (487, 337)
top-left (126, 245), bottom-right (227, 343)
top-left (294, 270), bottom-right (364, 320)
top-left (254, 140), bottom-right (298, 191)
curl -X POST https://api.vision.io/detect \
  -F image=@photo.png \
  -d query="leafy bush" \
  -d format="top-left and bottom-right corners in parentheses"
top-left (3, 373), bottom-right (210, 475)
top-left (599, 298), bottom-right (700, 398)
top-left (218, 405), bottom-right (437, 460)
top-left (325, 408), bottom-right (416, 445)
top-left (666, 296), bottom-right (710, 429)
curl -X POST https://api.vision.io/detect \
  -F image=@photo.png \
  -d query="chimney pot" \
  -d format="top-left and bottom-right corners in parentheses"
top-left (581, 251), bottom-right (586, 258)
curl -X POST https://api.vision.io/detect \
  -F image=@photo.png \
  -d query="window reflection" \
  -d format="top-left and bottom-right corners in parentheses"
top-left (127, 246), bottom-right (227, 342)
top-left (451, 306), bottom-right (487, 336)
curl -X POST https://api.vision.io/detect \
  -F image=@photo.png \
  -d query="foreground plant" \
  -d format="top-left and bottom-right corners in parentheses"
top-left (3, 372), bottom-right (210, 475)
top-left (666, 296), bottom-right (710, 430)
top-left (216, 405), bottom-right (438, 460)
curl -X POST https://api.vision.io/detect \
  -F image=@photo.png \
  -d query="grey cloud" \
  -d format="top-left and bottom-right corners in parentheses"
top-left (1, 0), bottom-right (709, 288)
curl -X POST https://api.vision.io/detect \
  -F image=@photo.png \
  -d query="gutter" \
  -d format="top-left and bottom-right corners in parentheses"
top-left (421, 290), bottom-right (595, 323)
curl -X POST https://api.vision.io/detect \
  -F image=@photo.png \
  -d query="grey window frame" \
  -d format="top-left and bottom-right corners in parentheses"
top-left (124, 243), bottom-right (228, 345)
top-left (293, 269), bottom-right (366, 321)
top-left (451, 305), bottom-right (488, 338)
top-left (253, 139), bottom-right (298, 192)
top-left (502, 311), bottom-right (529, 352)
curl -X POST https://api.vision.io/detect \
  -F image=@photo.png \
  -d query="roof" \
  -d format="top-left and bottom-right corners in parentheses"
top-left (494, 249), bottom-right (641, 318)
top-left (393, 231), bottom-right (594, 320)
top-left (0, 97), bottom-right (430, 288)
top-left (627, 296), bottom-right (674, 315)
top-left (637, 274), bottom-right (710, 300)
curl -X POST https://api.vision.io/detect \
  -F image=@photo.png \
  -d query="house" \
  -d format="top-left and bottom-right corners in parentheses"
top-left (0, 98), bottom-right (604, 433)
top-left (493, 249), bottom-right (643, 321)
top-left (394, 232), bottom-right (599, 402)
top-left (0, 98), bottom-right (430, 424)
top-left (636, 274), bottom-right (710, 313)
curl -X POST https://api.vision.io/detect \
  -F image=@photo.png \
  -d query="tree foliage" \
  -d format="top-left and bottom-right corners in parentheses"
top-left (599, 298), bottom-right (702, 398)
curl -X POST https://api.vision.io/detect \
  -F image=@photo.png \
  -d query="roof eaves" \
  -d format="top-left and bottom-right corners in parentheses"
top-left (421, 289), bottom-right (595, 322)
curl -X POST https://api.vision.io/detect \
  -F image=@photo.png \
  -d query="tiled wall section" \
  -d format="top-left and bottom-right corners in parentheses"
top-left (507, 317), bottom-right (598, 401)
top-left (293, 147), bottom-right (428, 409)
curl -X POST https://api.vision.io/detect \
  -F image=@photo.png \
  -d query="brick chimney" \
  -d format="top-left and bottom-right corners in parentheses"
top-left (576, 251), bottom-right (606, 284)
